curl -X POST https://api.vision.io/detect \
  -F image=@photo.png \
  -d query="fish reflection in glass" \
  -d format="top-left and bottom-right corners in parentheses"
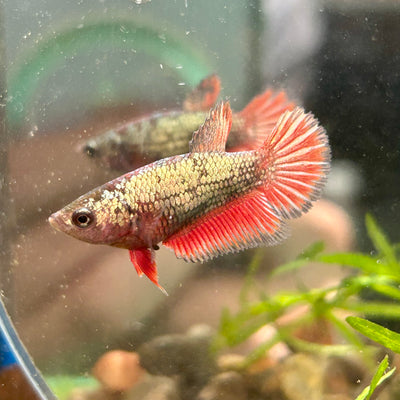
top-left (82, 75), bottom-right (295, 171)
top-left (50, 102), bottom-right (330, 294)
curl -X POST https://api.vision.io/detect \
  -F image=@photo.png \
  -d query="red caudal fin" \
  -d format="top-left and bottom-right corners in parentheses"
top-left (163, 190), bottom-right (289, 263)
top-left (258, 107), bottom-right (330, 219)
top-left (235, 89), bottom-right (295, 149)
top-left (183, 74), bottom-right (221, 112)
top-left (129, 248), bottom-right (168, 295)
top-left (164, 101), bottom-right (290, 263)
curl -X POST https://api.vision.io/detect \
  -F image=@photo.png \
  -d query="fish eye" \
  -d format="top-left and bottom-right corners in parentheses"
top-left (71, 208), bottom-right (95, 228)
top-left (84, 145), bottom-right (96, 157)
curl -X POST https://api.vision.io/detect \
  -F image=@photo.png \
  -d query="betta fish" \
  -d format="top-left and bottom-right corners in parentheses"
top-left (49, 102), bottom-right (330, 294)
top-left (82, 74), bottom-right (295, 171)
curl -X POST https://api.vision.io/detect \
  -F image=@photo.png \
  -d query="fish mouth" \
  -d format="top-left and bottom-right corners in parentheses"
top-left (48, 212), bottom-right (65, 232)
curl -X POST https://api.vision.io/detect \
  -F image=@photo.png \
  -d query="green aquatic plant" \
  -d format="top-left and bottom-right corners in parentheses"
top-left (355, 355), bottom-right (395, 400)
top-left (348, 316), bottom-right (400, 354)
top-left (214, 213), bottom-right (400, 365)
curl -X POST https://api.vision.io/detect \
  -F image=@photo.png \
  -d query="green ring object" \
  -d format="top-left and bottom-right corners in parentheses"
top-left (7, 20), bottom-right (211, 129)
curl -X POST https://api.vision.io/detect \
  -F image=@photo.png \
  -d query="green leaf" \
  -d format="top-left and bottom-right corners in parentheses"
top-left (367, 355), bottom-right (389, 398)
top-left (271, 258), bottom-right (311, 276)
top-left (217, 306), bottom-right (276, 348)
top-left (317, 252), bottom-right (389, 275)
top-left (355, 355), bottom-right (395, 400)
top-left (242, 335), bottom-right (281, 367)
top-left (272, 241), bottom-right (325, 276)
top-left (344, 302), bottom-right (400, 319)
top-left (365, 214), bottom-right (399, 273)
top-left (299, 241), bottom-right (325, 259)
top-left (285, 336), bottom-right (365, 357)
top-left (347, 316), bottom-right (400, 353)
top-left (369, 282), bottom-right (400, 302)
top-left (326, 312), bottom-right (364, 348)
top-left (240, 249), bottom-right (263, 304)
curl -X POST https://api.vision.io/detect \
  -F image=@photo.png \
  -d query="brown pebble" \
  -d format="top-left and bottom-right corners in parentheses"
top-left (92, 350), bottom-right (145, 392)
top-left (279, 353), bottom-right (323, 400)
top-left (124, 375), bottom-right (180, 400)
top-left (322, 395), bottom-right (352, 400)
top-left (217, 354), bottom-right (246, 372)
top-left (243, 359), bottom-right (282, 398)
top-left (137, 332), bottom-right (216, 383)
top-left (293, 317), bottom-right (333, 345)
top-left (196, 371), bottom-right (247, 400)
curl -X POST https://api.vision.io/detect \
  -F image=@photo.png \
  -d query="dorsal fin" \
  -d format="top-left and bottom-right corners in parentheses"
top-left (183, 74), bottom-right (221, 112)
top-left (189, 102), bottom-right (232, 153)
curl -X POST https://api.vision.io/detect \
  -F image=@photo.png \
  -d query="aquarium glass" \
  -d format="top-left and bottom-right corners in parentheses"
top-left (0, 0), bottom-right (399, 399)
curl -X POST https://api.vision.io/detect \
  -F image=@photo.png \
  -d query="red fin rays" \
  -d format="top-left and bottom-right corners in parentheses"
top-left (259, 107), bottom-right (330, 218)
top-left (183, 74), bottom-right (221, 112)
top-left (189, 102), bottom-right (232, 153)
top-left (129, 248), bottom-right (168, 295)
top-left (131, 105), bottom-right (329, 286)
top-left (164, 104), bottom-right (330, 265)
top-left (163, 191), bottom-right (288, 263)
top-left (236, 89), bottom-right (295, 149)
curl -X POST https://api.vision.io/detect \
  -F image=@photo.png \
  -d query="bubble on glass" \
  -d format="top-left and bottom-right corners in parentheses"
top-left (27, 125), bottom-right (38, 138)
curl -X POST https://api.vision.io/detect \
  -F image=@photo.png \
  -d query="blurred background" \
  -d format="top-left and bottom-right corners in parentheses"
top-left (0, 0), bottom-right (399, 394)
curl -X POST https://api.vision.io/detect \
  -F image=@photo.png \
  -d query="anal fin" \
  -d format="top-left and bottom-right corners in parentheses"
top-left (163, 190), bottom-right (288, 263)
top-left (129, 248), bottom-right (168, 295)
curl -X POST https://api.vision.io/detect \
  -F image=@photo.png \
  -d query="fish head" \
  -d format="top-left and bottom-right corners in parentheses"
top-left (82, 131), bottom-right (138, 171)
top-left (83, 132), bottom-right (120, 160)
top-left (49, 187), bottom-right (134, 246)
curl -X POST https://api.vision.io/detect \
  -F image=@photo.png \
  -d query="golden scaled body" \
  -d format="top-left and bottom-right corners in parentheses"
top-left (64, 150), bottom-right (260, 250)
top-left (50, 102), bottom-right (330, 292)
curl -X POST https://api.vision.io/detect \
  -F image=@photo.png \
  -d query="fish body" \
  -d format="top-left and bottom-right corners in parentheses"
top-left (50, 103), bottom-right (330, 293)
top-left (83, 75), bottom-right (294, 170)
top-left (85, 111), bottom-right (208, 170)
top-left (52, 151), bottom-right (260, 248)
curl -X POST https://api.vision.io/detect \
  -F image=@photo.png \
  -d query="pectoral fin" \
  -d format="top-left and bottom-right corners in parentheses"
top-left (129, 248), bottom-right (168, 295)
